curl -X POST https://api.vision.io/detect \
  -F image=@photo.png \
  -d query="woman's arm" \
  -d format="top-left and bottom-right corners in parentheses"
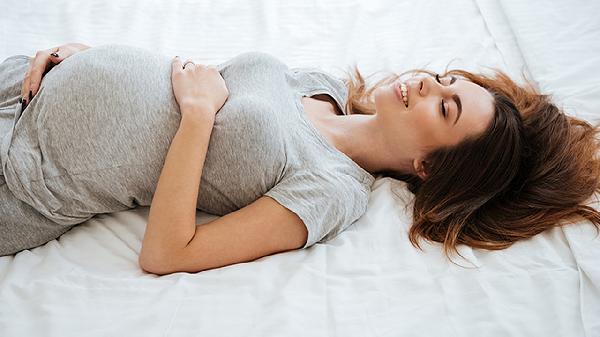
top-left (140, 112), bottom-right (215, 271)
top-left (139, 57), bottom-right (229, 272)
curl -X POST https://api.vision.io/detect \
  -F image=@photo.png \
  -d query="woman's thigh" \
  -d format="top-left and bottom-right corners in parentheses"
top-left (0, 174), bottom-right (75, 256)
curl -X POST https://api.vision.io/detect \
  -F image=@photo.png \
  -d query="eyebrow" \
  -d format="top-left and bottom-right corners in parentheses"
top-left (449, 76), bottom-right (462, 125)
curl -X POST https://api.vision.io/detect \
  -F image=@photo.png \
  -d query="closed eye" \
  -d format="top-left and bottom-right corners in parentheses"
top-left (435, 74), bottom-right (448, 118)
top-left (435, 74), bottom-right (459, 123)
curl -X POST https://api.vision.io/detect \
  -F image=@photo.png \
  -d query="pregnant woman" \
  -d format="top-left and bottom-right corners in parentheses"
top-left (1, 43), bottom-right (599, 274)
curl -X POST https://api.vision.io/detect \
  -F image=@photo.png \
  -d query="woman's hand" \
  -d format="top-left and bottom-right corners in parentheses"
top-left (171, 56), bottom-right (229, 120)
top-left (21, 42), bottom-right (90, 107)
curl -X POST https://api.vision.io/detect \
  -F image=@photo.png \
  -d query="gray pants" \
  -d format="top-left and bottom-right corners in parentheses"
top-left (0, 55), bottom-right (75, 256)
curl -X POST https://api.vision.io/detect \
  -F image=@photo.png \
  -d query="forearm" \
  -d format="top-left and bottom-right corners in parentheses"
top-left (140, 110), bottom-right (215, 267)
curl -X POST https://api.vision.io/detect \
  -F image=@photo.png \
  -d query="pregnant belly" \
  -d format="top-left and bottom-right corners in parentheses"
top-left (36, 45), bottom-right (181, 174)
top-left (3, 45), bottom-right (184, 223)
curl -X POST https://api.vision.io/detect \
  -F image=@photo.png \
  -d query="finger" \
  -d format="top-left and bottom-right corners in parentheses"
top-left (20, 58), bottom-right (35, 102)
top-left (51, 44), bottom-right (81, 62)
top-left (171, 56), bottom-right (183, 74)
top-left (183, 59), bottom-right (197, 70)
top-left (48, 47), bottom-right (66, 63)
top-left (28, 50), bottom-right (53, 97)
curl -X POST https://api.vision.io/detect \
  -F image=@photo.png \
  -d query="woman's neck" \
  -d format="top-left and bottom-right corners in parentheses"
top-left (303, 98), bottom-right (415, 175)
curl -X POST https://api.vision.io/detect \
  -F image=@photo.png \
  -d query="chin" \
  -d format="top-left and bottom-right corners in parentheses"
top-left (373, 83), bottom-right (407, 115)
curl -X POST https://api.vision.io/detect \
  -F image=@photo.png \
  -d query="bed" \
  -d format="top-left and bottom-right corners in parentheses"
top-left (1, 0), bottom-right (599, 336)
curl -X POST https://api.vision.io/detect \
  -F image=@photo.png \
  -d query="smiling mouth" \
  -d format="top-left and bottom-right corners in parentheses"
top-left (400, 83), bottom-right (408, 107)
top-left (395, 82), bottom-right (408, 108)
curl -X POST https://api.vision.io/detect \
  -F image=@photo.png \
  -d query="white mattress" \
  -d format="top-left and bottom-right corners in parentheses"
top-left (1, 0), bottom-right (599, 336)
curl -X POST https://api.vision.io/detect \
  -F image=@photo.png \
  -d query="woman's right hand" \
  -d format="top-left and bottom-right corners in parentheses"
top-left (170, 56), bottom-right (229, 120)
top-left (21, 42), bottom-right (91, 108)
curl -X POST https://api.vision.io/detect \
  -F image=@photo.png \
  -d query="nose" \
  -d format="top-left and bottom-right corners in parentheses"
top-left (406, 77), bottom-right (428, 100)
top-left (420, 75), bottom-right (442, 97)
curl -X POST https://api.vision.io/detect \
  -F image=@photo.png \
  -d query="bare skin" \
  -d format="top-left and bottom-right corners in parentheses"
top-left (303, 74), bottom-right (495, 179)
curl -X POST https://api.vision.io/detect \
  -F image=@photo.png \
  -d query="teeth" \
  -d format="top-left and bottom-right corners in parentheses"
top-left (400, 82), bottom-right (408, 107)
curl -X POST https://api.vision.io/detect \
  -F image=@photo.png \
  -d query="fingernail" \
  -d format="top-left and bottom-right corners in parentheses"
top-left (29, 90), bottom-right (32, 100)
top-left (50, 52), bottom-right (59, 58)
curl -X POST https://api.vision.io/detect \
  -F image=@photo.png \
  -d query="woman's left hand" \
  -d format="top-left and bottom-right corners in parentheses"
top-left (21, 42), bottom-right (91, 107)
top-left (170, 56), bottom-right (229, 120)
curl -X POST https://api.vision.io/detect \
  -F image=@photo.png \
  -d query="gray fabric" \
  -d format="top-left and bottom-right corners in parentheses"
top-left (1, 44), bottom-right (375, 254)
top-left (0, 174), bottom-right (76, 255)
top-left (0, 56), bottom-right (77, 255)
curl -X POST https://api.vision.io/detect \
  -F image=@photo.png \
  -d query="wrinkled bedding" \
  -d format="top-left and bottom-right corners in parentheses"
top-left (1, 0), bottom-right (598, 336)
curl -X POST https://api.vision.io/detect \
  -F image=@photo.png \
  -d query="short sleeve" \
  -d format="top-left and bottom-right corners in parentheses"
top-left (289, 66), bottom-right (350, 115)
top-left (263, 170), bottom-right (370, 249)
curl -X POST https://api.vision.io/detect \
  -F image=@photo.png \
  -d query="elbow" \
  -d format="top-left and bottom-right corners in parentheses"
top-left (139, 254), bottom-right (166, 275)
top-left (139, 250), bottom-right (179, 276)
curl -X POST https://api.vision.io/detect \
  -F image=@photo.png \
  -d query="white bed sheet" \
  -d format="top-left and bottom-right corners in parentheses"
top-left (496, 0), bottom-right (600, 125)
top-left (1, 0), bottom-right (599, 336)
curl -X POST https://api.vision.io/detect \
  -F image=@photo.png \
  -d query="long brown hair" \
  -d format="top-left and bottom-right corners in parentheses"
top-left (340, 64), bottom-right (600, 260)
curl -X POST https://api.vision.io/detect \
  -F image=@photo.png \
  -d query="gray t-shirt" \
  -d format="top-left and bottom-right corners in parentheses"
top-left (0, 44), bottom-right (375, 248)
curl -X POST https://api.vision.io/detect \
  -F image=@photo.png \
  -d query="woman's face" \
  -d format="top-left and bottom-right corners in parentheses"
top-left (373, 74), bottom-right (495, 175)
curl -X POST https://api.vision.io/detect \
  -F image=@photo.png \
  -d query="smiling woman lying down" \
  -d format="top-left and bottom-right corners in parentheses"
top-left (1, 43), bottom-right (599, 274)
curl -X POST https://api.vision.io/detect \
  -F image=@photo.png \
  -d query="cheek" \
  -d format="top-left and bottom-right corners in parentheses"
top-left (409, 104), bottom-right (442, 146)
